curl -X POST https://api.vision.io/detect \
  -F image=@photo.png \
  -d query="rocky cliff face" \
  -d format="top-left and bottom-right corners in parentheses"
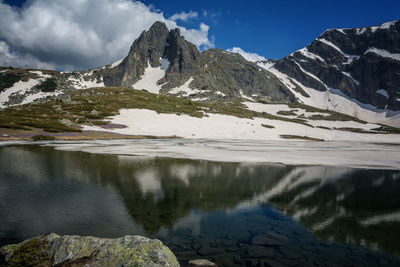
top-left (267, 20), bottom-right (400, 110)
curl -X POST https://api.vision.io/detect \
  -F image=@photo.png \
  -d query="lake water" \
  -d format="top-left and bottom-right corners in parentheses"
top-left (1, 144), bottom-right (400, 266)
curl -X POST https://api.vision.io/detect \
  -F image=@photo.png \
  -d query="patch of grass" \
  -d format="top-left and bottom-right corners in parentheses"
top-left (334, 127), bottom-right (378, 134)
top-left (261, 124), bottom-right (275, 129)
top-left (32, 135), bottom-right (56, 141)
top-left (0, 122), bottom-right (31, 130)
top-left (277, 110), bottom-right (297, 116)
top-left (288, 103), bottom-right (367, 124)
top-left (280, 134), bottom-right (324, 141)
top-left (0, 87), bottom-right (322, 133)
top-left (372, 124), bottom-right (400, 134)
top-left (92, 120), bottom-right (109, 126)
top-left (316, 126), bottom-right (331, 130)
top-left (85, 114), bottom-right (103, 120)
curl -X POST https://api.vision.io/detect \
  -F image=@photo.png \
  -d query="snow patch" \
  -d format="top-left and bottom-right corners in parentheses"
top-left (317, 39), bottom-right (360, 64)
top-left (376, 89), bottom-right (389, 99)
top-left (0, 79), bottom-right (41, 108)
top-left (110, 58), bottom-right (123, 68)
top-left (132, 58), bottom-right (170, 94)
top-left (356, 28), bottom-right (367, 35)
top-left (336, 29), bottom-right (347, 34)
top-left (29, 70), bottom-right (52, 78)
top-left (297, 47), bottom-right (325, 62)
top-left (260, 67), bottom-right (400, 127)
top-left (365, 47), bottom-right (400, 62)
top-left (239, 90), bottom-right (254, 101)
top-left (168, 78), bottom-right (202, 96)
top-left (293, 61), bottom-right (328, 89)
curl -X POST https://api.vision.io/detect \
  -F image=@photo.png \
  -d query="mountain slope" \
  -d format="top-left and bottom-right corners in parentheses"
top-left (256, 20), bottom-right (400, 126)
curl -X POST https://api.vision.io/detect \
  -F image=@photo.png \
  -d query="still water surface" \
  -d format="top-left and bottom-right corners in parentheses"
top-left (1, 145), bottom-right (400, 266)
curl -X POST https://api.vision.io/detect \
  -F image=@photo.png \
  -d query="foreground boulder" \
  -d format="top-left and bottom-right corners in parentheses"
top-left (0, 233), bottom-right (179, 267)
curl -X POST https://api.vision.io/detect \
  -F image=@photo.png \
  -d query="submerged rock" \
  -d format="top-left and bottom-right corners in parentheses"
top-left (0, 233), bottom-right (179, 267)
top-left (188, 259), bottom-right (217, 266)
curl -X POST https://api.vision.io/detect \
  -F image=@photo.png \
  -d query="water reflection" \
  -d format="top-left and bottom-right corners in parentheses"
top-left (0, 145), bottom-right (400, 266)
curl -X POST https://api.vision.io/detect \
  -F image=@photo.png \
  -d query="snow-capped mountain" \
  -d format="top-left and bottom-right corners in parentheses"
top-left (257, 20), bottom-right (400, 125)
top-left (1, 20), bottom-right (400, 126)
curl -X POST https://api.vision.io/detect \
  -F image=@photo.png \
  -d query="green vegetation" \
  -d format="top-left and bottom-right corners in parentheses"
top-left (0, 87), bottom-right (318, 133)
top-left (277, 110), bottom-right (297, 116)
top-left (334, 127), bottom-right (378, 134)
top-left (280, 135), bottom-right (324, 141)
top-left (316, 126), bottom-right (331, 130)
top-left (288, 103), bottom-right (367, 124)
top-left (261, 124), bottom-right (275, 129)
top-left (2, 86), bottom-right (398, 135)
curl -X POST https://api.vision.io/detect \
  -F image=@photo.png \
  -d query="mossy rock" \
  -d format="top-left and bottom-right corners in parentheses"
top-left (0, 234), bottom-right (180, 267)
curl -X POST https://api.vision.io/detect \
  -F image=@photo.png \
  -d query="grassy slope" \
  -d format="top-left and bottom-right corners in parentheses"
top-left (0, 87), bottom-right (399, 138)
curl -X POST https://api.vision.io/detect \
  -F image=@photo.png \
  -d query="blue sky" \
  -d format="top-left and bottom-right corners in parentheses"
top-left (1, 0), bottom-right (399, 70)
top-left (145, 0), bottom-right (400, 59)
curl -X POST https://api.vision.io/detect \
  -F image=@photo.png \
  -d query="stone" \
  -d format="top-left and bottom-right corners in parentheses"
top-left (251, 233), bottom-right (283, 246)
top-left (188, 259), bottom-right (217, 267)
top-left (0, 233), bottom-right (179, 267)
top-left (245, 245), bottom-right (277, 258)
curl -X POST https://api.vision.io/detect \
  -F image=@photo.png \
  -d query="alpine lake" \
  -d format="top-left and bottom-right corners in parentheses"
top-left (1, 142), bottom-right (400, 266)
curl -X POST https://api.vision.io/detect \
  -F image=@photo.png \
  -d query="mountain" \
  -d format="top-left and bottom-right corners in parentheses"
top-left (0, 20), bottom-right (400, 126)
top-left (257, 20), bottom-right (400, 123)
top-left (101, 21), bottom-right (295, 102)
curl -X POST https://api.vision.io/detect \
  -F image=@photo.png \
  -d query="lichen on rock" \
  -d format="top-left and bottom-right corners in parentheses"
top-left (0, 233), bottom-right (180, 267)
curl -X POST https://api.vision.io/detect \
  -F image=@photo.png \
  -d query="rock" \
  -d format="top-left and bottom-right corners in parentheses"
top-left (0, 233), bottom-right (179, 267)
top-left (59, 118), bottom-right (74, 128)
top-left (198, 246), bottom-right (225, 256)
top-left (245, 245), bottom-right (276, 258)
top-left (90, 109), bottom-right (99, 115)
top-left (188, 259), bottom-right (217, 267)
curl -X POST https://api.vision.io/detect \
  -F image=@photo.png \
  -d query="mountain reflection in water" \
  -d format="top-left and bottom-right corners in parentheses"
top-left (0, 145), bottom-right (399, 266)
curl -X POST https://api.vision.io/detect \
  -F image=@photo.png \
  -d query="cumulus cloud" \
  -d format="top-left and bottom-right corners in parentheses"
top-left (0, 41), bottom-right (55, 69)
top-left (0, 0), bottom-right (214, 70)
top-left (169, 10), bottom-right (198, 22)
top-left (227, 47), bottom-right (266, 62)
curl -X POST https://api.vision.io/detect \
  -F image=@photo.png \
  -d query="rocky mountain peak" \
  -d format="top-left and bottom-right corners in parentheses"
top-left (102, 21), bottom-right (200, 88)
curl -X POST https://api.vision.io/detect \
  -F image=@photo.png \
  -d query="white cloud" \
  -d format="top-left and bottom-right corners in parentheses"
top-left (170, 10), bottom-right (198, 22)
top-left (180, 23), bottom-right (214, 49)
top-left (0, 41), bottom-right (55, 69)
top-left (0, 0), bottom-right (214, 70)
top-left (226, 47), bottom-right (266, 62)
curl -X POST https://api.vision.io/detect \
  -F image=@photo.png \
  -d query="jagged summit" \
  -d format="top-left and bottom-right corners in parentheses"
top-left (103, 21), bottom-right (200, 89)
top-left (101, 21), bottom-right (295, 102)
